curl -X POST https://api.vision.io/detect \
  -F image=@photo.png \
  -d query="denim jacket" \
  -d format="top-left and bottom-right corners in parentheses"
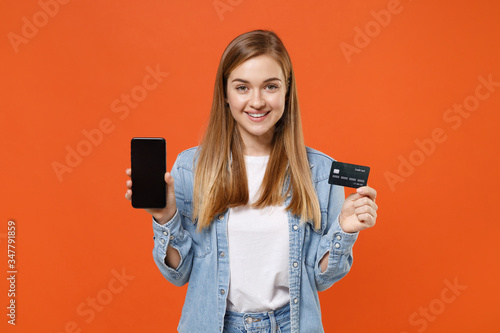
top-left (152, 147), bottom-right (359, 332)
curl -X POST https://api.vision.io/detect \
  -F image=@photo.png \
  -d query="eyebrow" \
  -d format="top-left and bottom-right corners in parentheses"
top-left (231, 77), bottom-right (282, 84)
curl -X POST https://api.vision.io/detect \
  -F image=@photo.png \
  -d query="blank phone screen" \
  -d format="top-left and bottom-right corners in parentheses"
top-left (131, 137), bottom-right (166, 209)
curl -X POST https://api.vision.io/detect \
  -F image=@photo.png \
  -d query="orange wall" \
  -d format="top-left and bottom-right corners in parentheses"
top-left (1, 0), bottom-right (499, 332)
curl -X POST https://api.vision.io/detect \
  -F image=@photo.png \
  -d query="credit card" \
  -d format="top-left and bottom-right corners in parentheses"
top-left (328, 161), bottom-right (370, 188)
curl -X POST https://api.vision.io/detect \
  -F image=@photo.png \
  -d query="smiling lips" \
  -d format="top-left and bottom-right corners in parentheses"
top-left (245, 111), bottom-right (271, 121)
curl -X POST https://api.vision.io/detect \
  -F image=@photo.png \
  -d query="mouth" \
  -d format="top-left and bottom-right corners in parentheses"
top-left (245, 111), bottom-right (271, 121)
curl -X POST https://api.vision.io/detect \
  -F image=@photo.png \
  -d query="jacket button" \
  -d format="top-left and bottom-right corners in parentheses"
top-left (218, 215), bottom-right (224, 220)
top-left (160, 239), bottom-right (165, 244)
top-left (293, 225), bottom-right (298, 231)
top-left (163, 231), bottom-right (168, 236)
top-left (336, 235), bottom-right (342, 240)
top-left (335, 243), bottom-right (341, 249)
top-left (293, 298), bottom-right (298, 304)
top-left (293, 262), bottom-right (298, 268)
top-left (219, 252), bottom-right (225, 258)
top-left (220, 289), bottom-right (225, 295)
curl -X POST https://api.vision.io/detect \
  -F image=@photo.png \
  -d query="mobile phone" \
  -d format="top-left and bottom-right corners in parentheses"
top-left (130, 137), bottom-right (166, 209)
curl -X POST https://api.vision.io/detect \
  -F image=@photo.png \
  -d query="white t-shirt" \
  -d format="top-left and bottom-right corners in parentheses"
top-left (226, 155), bottom-right (290, 313)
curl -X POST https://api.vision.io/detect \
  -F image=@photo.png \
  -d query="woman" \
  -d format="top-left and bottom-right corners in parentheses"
top-left (125, 30), bottom-right (378, 333)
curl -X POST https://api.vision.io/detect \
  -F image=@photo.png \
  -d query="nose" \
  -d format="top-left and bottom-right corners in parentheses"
top-left (249, 89), bottom-right (266, 109)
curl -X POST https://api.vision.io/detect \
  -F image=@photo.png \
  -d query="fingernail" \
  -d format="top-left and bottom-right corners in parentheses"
top-left (356, 187), bottom-right (364, 194)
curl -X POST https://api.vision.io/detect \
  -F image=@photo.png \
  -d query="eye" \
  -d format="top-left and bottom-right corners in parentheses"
top-left (265, 84), bottom-right (279, 91)
top-left (236, 85), bottom-right (248, 92)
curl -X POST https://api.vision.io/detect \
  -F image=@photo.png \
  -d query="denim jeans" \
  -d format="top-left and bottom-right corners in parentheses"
top-left (223, 303), bottom-right (291, 333)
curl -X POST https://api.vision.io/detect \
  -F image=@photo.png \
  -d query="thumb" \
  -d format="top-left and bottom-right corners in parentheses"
top-left (164, 172), bottom-right (177, 207)
top-left (345, 192), bottom-right (362, 202)
top-left (165, 172), bottom-right (175, 193)
top-left (165, 171), bottom-right (174, 185)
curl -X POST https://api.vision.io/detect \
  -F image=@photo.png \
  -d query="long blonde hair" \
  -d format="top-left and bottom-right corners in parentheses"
top-left (193, 30), bottom-right (321, 230)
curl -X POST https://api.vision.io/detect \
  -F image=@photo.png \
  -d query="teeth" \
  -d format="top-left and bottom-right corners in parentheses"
top-left (248, 112), bottom-right (269, 118)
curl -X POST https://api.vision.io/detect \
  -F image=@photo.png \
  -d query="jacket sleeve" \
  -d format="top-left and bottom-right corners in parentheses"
top-left (151, 155), bottom-right (194, 287)
top-left (314, 179), bottom-right (359, 291)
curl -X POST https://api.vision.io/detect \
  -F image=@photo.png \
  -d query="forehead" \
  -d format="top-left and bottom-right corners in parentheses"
top-left (228, 55), bottom-right (284, 80)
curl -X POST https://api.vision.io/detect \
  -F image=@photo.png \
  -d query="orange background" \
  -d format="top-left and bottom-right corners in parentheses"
top-left (1, 0), bottom-right (500, 332)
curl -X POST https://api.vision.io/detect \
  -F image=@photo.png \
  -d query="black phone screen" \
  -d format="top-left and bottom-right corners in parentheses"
top-left (130, 137), bottom-right (166, 209)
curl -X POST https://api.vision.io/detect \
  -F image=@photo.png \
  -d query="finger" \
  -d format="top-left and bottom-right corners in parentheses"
top-left (165, 172), bottom-right (173, 185)
top-left (126, 179), bottom-right (132, 189)
top-left (345, 192), bottom-right (363, 203)
top-left (126, 168), bottom-right (131, 177)
top-left (353, 196), bottom-right (378, 212)
top-left (356, 186), bottom-right (377, 202)
top-left (354, 205), bottom-right (376, 217)
top-left (125, 189), bottom-right (132, 201)
top-left (165, 172), bottom-right (176, 201)
top-left (356, 212), bottom-right (376, 227)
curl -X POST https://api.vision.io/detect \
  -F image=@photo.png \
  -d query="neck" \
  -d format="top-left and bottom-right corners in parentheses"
top-left (234, 123), bottom-right (276, 156)
top-left (240, 133), bottom-right (273, 156)
top-left (244, 145), bottom-right (271, 156)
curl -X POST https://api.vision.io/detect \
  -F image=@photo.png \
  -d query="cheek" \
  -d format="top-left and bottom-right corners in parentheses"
top-left (227, 93), bottom-right (245, 109)
top-left (269, 94), bottom-right (286, 110)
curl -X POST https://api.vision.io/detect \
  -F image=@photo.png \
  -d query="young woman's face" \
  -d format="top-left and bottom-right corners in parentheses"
top-left (226, 55), bottom-right (286, 150)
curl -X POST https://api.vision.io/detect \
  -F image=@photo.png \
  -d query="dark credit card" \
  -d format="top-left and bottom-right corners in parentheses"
top-left (328, 161), bottom-right (370, 188)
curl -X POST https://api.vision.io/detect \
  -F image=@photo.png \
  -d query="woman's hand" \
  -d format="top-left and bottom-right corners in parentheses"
top-left (338, 186), bottom-right (378, 233)
top-left (125, 168), bottom-right (177, 225)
